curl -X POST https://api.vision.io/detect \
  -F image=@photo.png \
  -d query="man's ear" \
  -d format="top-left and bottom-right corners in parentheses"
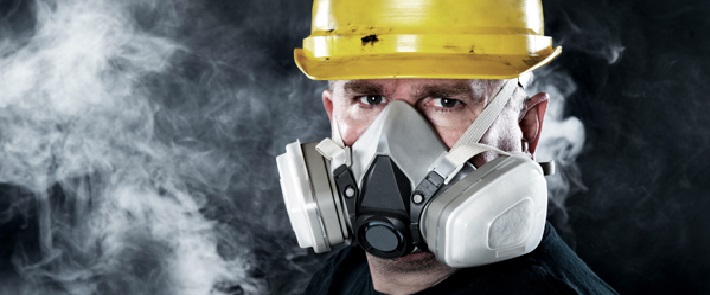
top-left (322, 89), bottom-right (334, 122)
top-left (519, 92), bottom-right (549, 155)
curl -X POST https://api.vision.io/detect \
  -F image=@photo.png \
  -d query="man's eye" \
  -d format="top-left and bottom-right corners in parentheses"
top-left (357, 95), bottom-right (388, 106)
top-left (433, 98), bottom-right (461, 108)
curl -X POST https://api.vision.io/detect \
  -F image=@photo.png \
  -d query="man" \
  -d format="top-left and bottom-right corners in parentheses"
top-left (278, 1), bottom-right (618, 294)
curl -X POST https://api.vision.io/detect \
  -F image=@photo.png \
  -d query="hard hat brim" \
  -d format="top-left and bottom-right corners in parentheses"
top-left (294, 34), bottom-right (562, 80)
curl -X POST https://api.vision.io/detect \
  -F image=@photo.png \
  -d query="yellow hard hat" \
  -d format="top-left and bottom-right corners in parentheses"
top-left (294, 0), bottom-right (562, 80)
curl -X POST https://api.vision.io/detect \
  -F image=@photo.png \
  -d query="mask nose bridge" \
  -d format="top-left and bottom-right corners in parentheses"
top-left (350, 101), bottom-right (448, 190)
top-left (388, 99), bottom-right (431, 133)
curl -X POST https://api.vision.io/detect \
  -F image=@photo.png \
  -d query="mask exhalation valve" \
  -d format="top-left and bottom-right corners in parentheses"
top-left (359, 220), bottom-right (404, 254)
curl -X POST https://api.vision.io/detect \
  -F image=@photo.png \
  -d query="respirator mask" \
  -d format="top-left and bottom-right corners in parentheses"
top-left (276, 82), bottom-right (552, 267)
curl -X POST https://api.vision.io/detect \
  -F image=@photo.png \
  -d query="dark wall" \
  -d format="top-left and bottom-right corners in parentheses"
top-left (544, 0), bottom-right (710, 294)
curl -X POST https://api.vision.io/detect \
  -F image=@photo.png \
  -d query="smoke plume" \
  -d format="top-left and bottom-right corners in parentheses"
top-left (0, 0), bottom-right (326, 294)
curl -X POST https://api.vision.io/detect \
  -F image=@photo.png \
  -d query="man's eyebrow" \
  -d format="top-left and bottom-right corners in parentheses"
top-left (414, 83), bottom-right (474, 99)
top-left (343, 80), bottom-right (384, 94)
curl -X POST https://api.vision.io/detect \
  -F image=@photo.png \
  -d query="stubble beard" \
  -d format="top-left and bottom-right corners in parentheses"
top-left (367, 252), bottom-right (450, 274)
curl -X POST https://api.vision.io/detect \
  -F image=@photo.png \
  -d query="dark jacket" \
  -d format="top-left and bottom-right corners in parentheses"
top-left (304, 222), bottom-right (618, 295)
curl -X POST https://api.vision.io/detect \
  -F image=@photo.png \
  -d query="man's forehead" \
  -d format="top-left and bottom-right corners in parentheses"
top-left (339, 79), bottom-right (469, 91)
top-left (334, 79), bottom-right (503, 98)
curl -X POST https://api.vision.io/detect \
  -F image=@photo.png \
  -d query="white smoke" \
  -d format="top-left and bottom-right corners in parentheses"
top-left (529, 0), bottom-right (627, 226)
top-left (528, 67), bottom-right (586, 224)
top-left (0, 0), bottom-right (260, 294)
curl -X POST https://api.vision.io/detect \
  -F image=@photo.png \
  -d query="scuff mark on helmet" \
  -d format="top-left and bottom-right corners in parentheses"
top-left (361, 34), bottom-right (379, 45)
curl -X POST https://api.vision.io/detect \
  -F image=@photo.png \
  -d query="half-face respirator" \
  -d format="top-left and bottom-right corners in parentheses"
top-left (276, 82), bottom-right (551, 267)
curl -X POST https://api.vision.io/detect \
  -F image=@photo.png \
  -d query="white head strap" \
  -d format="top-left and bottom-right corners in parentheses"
top-left (433, 81), bottom-right (518, 183)
top-left (316, 118), bottom-right (345, 161)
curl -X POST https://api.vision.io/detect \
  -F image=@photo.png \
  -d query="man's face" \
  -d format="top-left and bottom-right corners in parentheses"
top-left (322, 79), bottom-right (540, 168)
top-left (321, 78), bottom-right (548, 272)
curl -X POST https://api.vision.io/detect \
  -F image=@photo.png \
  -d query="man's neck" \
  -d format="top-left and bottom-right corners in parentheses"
top-left (366, 253), bottom-right (456, 295)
